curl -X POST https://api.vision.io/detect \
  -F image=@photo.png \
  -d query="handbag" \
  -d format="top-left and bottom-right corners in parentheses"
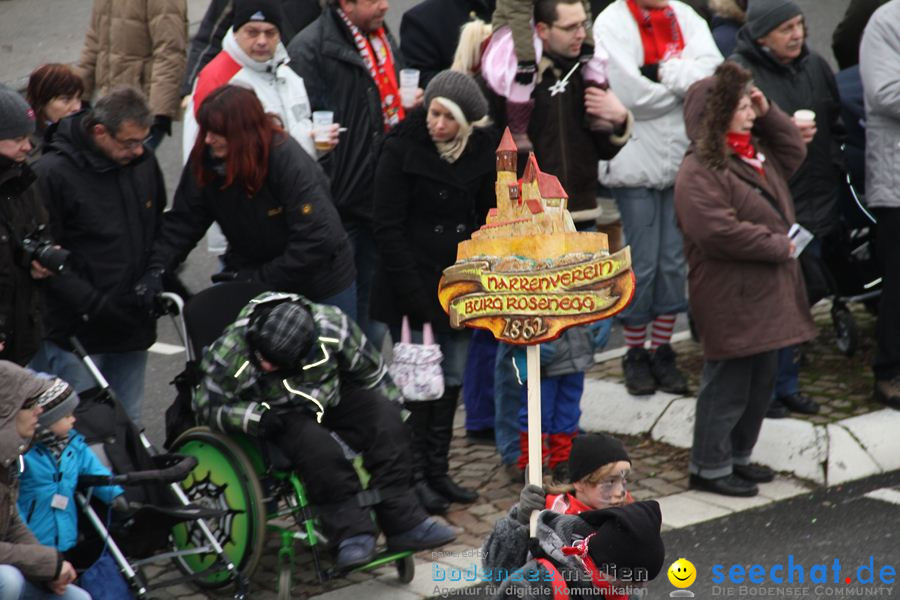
top-left (389, 316), bottom-right (444, 401)
top-left (77, 551), bottom-right (134, 600)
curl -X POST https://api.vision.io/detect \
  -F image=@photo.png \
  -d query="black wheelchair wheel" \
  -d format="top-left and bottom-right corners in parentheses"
top-left (396, 554), bottom-right (415, 584)
top-left (169, 427), bottom-right (268, 588)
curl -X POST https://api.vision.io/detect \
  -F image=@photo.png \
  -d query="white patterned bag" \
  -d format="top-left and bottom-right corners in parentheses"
top-left (389, 316), bottom-right (444, 401)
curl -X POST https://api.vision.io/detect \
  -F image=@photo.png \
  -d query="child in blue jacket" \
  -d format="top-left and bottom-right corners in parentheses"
top-left (17, 377), bottom-right (125, 552)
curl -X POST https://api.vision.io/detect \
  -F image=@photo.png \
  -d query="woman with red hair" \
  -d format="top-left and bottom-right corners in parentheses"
top-left (26, 64), bottom-right (84, 153)
top-left (147, 85), bottom-right (356, 315)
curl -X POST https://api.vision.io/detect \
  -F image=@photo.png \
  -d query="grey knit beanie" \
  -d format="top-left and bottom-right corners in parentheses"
top-left (746, 0), bottom-right (802, 39)
top-left (0, 85), bottom-right (36, 140)
top-left (424, 70), bottom-right (488, 124)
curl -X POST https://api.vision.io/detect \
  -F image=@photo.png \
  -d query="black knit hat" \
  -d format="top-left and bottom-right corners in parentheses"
top-left (568, 433), bottom-right (631, 483)
top-left (248, 302), bottom-right (317, 370)
top-left (233, 0), bottom-right (285, 37)
top-left (424, 70), bottom-right (489, 124)
top-left (0, 85), bottom-right (36, 140)
top-left (32, 377), bottom-right (79, 427)
top-left (746, 0), bottom-right (802, 39)
top-left (580, 501), bottom-right (666, 581)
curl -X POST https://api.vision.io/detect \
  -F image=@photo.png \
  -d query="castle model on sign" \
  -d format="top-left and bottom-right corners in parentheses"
top-left (455, 128), bottom-right (608, 262)
top-left (472, 129), bottom-right (577, 240)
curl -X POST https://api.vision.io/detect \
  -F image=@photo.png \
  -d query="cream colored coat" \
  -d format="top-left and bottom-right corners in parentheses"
top-left (77, 0), bottom-right (188, 119)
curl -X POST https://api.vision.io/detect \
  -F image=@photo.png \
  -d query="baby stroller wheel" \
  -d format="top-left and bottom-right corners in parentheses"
top-left (832, 306), bottom-right (859, 357)
top-left (169, 427), bottom-right (268, 588)
top-left (396, 554), bottom-right (415, 583)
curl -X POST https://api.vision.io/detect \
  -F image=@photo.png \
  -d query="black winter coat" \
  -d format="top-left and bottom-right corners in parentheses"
top-left (400, 0), bottom-right (495, 88)
top-left (151, 133), bottom-right (355, 301)
top-left (831, 0), bottom-right (889, 70)
top-left (181, 0), bottom-right (322, 97)
top-left (0, 157), bottom-right (48, 365)
top-left (370, 110), bottom-right (497, 332)
top-left (482, 53), bottom-right (631, 213)
top-left (287, 7), bottom-right (405, 225)
top-left (33, 112), bottom-right (163, 354)
top-left (731, 32), bottom-right (844, 237)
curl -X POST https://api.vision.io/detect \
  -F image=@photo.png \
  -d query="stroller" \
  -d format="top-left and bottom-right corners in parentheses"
top-left (66, 338), bottom-right (247, 599)
top-left (159, 282), bottom-right (416, 600)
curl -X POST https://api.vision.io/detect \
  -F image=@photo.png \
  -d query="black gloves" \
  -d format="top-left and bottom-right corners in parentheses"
top-left (640, 63), bottom-right (660, 83)
top-left (515, 60), bottom-right (537, 85)
top-left (515, 484), bottom-right (546, 525)
top-left (258, 408), bottom-right (284, 439)
top-left (134, 268), bottom-right (165, 317)
top-left (146, 115), bottom-right (172, 150)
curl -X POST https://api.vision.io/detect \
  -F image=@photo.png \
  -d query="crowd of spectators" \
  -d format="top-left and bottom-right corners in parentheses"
top-left (1, 0), bottom-right (899, 596)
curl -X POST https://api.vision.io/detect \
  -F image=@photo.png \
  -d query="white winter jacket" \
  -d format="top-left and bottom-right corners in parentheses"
top-left (594, 0), bottom-right (721, 189)
top-left (182, 28), bottom-right (315, 160)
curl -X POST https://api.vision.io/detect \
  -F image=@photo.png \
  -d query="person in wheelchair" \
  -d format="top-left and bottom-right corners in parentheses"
top-left (194, 291), bottom-right (456, 570)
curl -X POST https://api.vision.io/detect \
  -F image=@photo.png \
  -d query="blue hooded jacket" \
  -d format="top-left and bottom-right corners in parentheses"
top-left (17, 430), bottom-right (123, 551)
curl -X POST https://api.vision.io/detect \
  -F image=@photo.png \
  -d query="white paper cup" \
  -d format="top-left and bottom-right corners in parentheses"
top-left (399, 68), bottom-right (420, 108)
top-left (793, 109), bottom-right (816, 125)
top-left (312, 111), bottom-right (333, 150)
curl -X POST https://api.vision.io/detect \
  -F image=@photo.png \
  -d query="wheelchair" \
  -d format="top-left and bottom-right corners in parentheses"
top-left (161, 283), bottom-right (416, 599)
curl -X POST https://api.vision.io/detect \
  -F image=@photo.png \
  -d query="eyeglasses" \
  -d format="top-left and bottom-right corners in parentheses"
top-left (552, 20), bottom-right (591, 34)
top-left (111, 135), bottom-right (146, 151)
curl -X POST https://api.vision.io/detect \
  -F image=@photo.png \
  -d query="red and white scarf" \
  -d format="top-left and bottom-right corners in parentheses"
top-left (625, 0), bottom-right (685, 65)
top-left (336, 7), bottom-right (404, 130)
top-left (727, 131), bottom-right (766, 176)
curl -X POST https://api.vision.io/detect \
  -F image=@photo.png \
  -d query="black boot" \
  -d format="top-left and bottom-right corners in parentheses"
top-left (622, 347), bottom-right (656, 395)
top-left (406, 402), bottom-right (449, 515)
top-left (426, 388), bottom-right (478, 505)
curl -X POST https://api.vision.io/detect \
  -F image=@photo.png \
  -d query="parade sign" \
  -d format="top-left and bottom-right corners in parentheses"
top-left (437, 128), bottom-right (635, 345)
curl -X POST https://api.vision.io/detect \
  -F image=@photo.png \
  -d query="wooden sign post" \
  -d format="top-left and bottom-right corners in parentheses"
top-left (438, 129), bottom-right (635, 535)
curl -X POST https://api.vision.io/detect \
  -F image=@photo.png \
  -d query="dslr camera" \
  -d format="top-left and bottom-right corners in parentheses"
top-left (20, 225), bottom-right (70, 273)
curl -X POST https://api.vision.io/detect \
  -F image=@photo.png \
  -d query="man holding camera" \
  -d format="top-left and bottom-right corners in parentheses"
top-left (0, 86), bottom-right (54, 367)
top-left (29, 86), bottom-right (164, 425)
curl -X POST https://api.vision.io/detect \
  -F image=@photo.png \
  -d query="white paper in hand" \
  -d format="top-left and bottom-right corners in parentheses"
top-left (788, 223), bottom-right (814, 258)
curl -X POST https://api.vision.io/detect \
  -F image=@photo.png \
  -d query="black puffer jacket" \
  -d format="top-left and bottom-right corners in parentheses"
top-left (0, 157), bottom-right (48, 365)
top-left (400, 0), bottom-right (495, 88)
top-left (482, 53), bottom-right (632, 214)
top-left (151, 133), bottom-right (355, 301)
top-left (371, 109), bottom-right (497, 332)
top-left (730, 31), bottom-right (844, 237)
top-left (33, 111), bottom-right (163, 354)
top-left (181, 0), bottom-right (322, 97)
top-left (287, 6), bottom-right (405, 225)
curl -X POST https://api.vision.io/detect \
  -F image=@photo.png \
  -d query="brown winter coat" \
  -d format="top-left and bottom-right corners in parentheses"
top-left (674, 76), bottom-right (817, 361)
top-left (77, 0), bottom-right (188, 119)
top-left (0, 362), bottom-right (62, 581)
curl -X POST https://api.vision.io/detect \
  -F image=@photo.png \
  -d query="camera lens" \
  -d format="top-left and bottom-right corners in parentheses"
top-left (34, 244), bottom-right (70, 273)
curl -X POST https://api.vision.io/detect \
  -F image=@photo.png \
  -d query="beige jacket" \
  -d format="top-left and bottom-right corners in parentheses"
top-left (77, 0), bottom-right (188, 119)
top-left (0, 362), bottom-right (61, 580)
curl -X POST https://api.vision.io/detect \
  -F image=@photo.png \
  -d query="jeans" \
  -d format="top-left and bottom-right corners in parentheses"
top-left (690, 351), bottom-right (778, 479)
top-left (0, 565), bottom-right (90, 600)
top-left (494, 342), bottom-right (522, 465)
top-left (318, 280), bottom-right (358, 323)
top-left (462, 330), bottom-right (497, 432)
top-left (28, 340), bottom-right (148, 425)
top-left (613, 186), bottom-right (687, 327)
top-left (517, 372), bottom-right (584, 434)
top-left (344, 219), bottom-right (388, 349)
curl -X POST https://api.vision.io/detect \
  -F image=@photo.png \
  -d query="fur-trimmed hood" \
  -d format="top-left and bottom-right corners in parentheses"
top-left (684, 61), bottom-right (754, 170)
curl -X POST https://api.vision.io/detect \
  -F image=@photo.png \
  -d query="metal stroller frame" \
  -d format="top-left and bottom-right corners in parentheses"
top-left (67, 337), bottom-right (248, 599)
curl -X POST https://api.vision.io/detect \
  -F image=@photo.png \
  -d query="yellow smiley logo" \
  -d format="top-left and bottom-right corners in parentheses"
top-left (668, 558), bottom-right (697, 588)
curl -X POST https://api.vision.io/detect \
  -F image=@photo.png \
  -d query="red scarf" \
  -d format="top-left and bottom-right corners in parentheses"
top-left (560, 534), bottom-right (631, 600)
top-left (336, 8), bottom-right (404, 131)
top-left (727, 131), bottom-right (766, 176)
top-left (625, 0), bottom-right (685, 65)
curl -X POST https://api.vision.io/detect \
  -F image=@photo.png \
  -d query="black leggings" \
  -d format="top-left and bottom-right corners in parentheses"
top-left (270, 388), bottom-right (426, 543)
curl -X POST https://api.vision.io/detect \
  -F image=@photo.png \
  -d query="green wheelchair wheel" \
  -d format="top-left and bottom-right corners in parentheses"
top-left (170, 427), bottom-right (268, 588)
